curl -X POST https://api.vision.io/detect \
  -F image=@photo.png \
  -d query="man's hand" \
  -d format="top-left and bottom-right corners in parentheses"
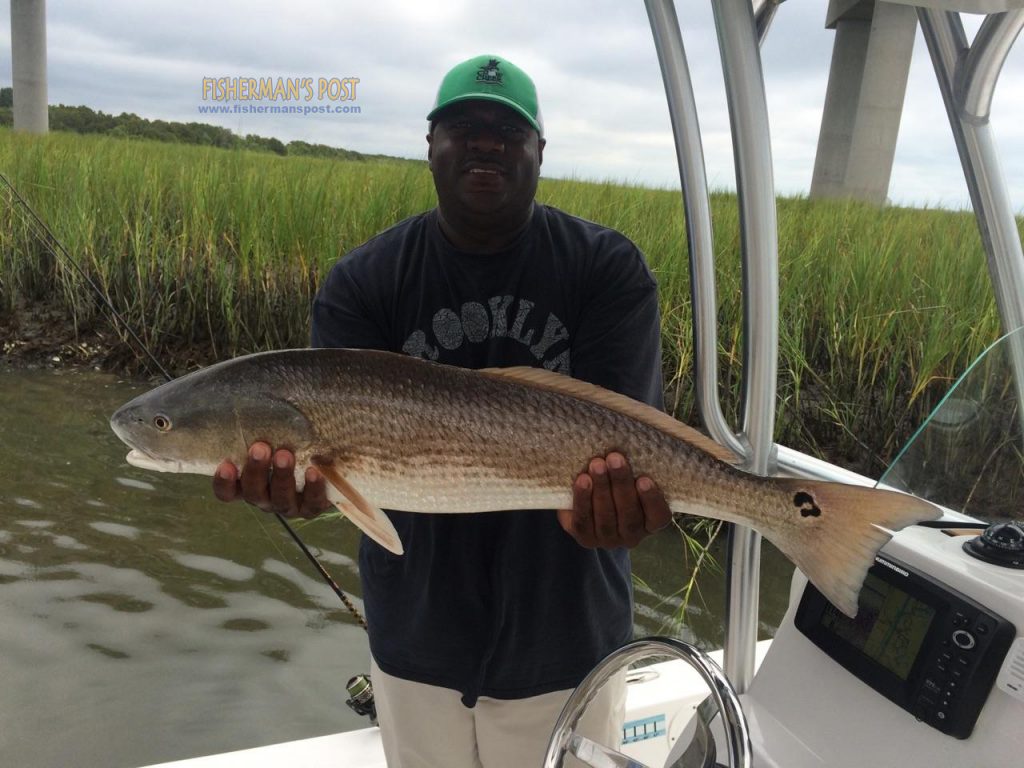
top-left (557, 452), bottom-right (671, 549)
top-left (212, 441), bottom-right (332, 519)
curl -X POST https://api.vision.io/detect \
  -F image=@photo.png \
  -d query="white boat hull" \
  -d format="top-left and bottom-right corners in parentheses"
top-left (139, 643), bottom-right (773, 768)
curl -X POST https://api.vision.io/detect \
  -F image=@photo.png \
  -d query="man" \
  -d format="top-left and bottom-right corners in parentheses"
top-left (213, 55), bottom-right (670, 766)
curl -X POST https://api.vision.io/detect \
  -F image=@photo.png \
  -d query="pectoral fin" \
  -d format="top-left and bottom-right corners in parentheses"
top-left (313, 462), bottom-right (404, 555)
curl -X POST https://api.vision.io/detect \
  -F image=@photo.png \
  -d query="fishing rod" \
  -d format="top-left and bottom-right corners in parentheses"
top-left (0, 171), bottom-right (368, 631)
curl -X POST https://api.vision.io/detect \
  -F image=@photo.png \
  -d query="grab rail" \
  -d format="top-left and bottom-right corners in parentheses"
top-left (644, 0), bottom-right (779, 693)
top-left (919, 8), bottom-right (1024, 432)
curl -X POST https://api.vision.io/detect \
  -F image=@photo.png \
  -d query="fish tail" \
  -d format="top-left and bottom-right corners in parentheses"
top-left (771, 479), bottom-right (940, 617)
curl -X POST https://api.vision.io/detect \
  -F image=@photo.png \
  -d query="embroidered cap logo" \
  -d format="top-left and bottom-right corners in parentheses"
top-left (476, 59), bottom-right (504, 87)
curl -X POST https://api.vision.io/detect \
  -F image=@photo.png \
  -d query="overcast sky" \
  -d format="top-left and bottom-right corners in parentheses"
top-left (2, 0), bottom-right (1023, 209)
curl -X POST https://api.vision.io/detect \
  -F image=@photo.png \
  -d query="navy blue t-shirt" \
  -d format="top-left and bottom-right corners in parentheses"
top-left (311, 203), bottom-right (663, 706)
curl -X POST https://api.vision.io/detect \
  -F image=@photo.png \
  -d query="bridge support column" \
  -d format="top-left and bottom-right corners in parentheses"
top-left (10, 0), bottom-right (49, 134)
top-left (810, 0), bottom-right (916, 203)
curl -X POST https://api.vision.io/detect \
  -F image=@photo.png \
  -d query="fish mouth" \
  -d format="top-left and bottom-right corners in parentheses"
top-left (111, 407), bottom-right (181, 472)
top-left (125, 448), bottom-right (182, 473)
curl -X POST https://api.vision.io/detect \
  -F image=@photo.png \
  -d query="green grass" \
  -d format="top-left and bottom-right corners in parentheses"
top-left (1, 128), bottom-right (1014, 477)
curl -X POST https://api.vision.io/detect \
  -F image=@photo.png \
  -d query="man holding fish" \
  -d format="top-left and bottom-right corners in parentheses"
top-left (112, 54), bottom-right (938, 767)
top-left (213, 55), bottom-right (671, 765)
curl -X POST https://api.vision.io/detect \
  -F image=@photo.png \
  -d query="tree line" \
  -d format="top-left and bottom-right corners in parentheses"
top-left (0, 86), bottom-right (387, 162)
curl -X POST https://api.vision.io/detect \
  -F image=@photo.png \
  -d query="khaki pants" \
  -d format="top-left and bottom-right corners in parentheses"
top-left (370, 658), bottom-right (626, 768)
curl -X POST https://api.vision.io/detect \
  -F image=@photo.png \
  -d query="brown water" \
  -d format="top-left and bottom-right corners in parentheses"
top-left (0, 366), bottom-right (793, 768)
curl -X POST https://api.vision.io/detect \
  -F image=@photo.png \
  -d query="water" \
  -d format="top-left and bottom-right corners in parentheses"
top-left (0, 367), bottom-right (793, 768)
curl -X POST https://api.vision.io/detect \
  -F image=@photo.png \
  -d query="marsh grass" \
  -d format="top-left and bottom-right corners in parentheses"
top-left (1, 128), bottom-right (1014, 478)
top-left (1, 130), bottom-right (435, 364)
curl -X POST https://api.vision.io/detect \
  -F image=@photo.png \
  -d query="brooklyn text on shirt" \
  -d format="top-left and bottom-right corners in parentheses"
top-left (401, 296), bottom-right (571, 372)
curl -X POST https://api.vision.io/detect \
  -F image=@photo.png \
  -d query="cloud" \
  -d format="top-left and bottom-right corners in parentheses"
top-left (2, 0), bottom-right (1023, 209)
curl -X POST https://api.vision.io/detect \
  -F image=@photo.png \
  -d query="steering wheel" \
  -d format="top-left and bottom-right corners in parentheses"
top-left (542, 637), bottom-right (752, 768)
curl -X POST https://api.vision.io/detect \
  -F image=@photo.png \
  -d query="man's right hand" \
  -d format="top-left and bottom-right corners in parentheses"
top-left (212, 441), bottom-right (332, 519)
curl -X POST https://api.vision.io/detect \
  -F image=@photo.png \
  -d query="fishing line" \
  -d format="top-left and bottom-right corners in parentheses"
top-left (1, 171), bottom-right (368, 630)
top-left (247, 505), bottom-right (368, 631)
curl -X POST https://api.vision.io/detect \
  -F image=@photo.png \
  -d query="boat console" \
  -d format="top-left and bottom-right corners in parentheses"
top-left (794, 541), bottom-right (1015, 740)
top-left (742, 523), bottom-right (1024, 766)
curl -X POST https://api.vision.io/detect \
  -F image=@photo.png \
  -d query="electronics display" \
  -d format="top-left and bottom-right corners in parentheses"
top-left (796, 555), bottom-right (1016, 738)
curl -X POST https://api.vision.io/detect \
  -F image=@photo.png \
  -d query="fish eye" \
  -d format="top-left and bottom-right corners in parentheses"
top-left (153, 414), bottom-right (172, 432)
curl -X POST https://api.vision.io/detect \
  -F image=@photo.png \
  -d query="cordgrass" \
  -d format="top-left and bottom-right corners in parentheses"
top-left (0, 127), bottom-right (1015, 478)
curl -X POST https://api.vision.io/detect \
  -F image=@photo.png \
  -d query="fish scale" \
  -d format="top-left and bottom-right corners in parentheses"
top-left (110, 347), bottom-right (941, 617)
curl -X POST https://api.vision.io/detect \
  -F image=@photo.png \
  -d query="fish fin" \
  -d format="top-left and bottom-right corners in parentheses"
top-left (478, 366), bottom-right (740, 466)
top-left (313, 461), bottom-right (404, 555)
top-left (772, 479), bottom-right (940, 617)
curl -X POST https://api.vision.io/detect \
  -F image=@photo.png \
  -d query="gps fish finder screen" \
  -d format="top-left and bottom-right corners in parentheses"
top-left (820, 573), bottom-right (936, 680)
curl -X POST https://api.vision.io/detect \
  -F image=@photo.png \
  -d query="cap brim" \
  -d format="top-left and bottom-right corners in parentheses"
top-left (427, 93), bottom-right (542, 134)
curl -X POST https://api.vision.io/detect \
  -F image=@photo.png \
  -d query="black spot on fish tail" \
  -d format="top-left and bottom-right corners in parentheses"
top-left (793, 491), bottom-right (822, 518)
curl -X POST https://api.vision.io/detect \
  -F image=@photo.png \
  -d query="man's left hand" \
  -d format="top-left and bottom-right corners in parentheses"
top-left (557, 452), bottom-right (672, 549)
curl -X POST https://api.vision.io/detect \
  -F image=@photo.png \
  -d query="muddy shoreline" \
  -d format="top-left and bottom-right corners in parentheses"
top-left (0, 300), bottom-right (199, 377)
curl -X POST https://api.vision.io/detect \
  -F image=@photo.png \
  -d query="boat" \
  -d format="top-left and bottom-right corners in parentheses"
top-left (139, 0), bottom-right (1024, 765)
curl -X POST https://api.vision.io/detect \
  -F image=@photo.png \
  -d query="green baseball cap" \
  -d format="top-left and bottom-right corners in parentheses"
top-left (427, 55), bottom-right (543, 135)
